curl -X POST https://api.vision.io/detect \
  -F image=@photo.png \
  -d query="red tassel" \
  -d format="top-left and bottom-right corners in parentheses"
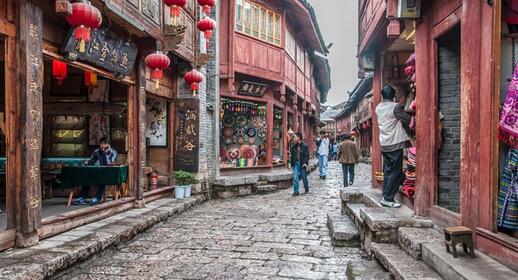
top-left (204, 30), bottom-right (213, 39)
top-left (151, 69), bottom-right (163, 80)
top-left (203, 5), bottom-right (210, 14)
top-left (171, 6), bottom-right (181, 17)
top-left (74, 25), bottom-right (91, 42)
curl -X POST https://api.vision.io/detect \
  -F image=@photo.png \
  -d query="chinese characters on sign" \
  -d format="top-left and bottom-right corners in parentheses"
top-left (238, 81), bottom-right (268, 97)
top-left (174, 99), bottom-right (199, 172)
top-left (62, 27), bottom-right (138, 76)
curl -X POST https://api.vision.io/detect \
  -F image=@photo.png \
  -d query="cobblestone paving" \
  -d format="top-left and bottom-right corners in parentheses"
top-left (68, 162), bottom-right (377, 280)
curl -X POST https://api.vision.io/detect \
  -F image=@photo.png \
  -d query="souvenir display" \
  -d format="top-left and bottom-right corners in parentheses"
top-left (220, 97), bottom-right (267, 167)
top-left (223, 115), bottom-right (235, 127)
top-left (247, 127), bottom-right (256, 137)
top-left (222, 127), bottom-right (233, 137)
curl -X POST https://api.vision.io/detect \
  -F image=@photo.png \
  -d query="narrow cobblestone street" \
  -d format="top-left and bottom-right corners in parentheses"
top-left (64, 162), bottom-right (378, 279)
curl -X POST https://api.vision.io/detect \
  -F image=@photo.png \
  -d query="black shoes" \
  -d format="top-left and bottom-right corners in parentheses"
top-left (304, 188), bottom-right (309, 194)
top-left (319, 175), bottom-right (323, 179)
top-left (322, 175), bottom-right (326, 180)
top-left (293, 192), bottom-right (299, 196)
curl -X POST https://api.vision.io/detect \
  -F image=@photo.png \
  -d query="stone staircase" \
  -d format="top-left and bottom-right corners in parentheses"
top-left (336, 187), bottom-right (518, 280)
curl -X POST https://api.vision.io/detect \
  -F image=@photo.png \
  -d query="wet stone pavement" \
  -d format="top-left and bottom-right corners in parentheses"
top-left (64, 162), bottom-right (379, 280)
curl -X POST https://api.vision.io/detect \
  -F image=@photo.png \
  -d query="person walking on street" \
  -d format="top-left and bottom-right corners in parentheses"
top-left (290, 132), bottom-right (309, 196)
top-left (332, 141), bottom-right (339, 161)
top-left (317, 131), bottom-right (330, 179)
top-left (375, 85), bottom-right (412, 208)
top-left (338, 134), bottom-right (360, 187)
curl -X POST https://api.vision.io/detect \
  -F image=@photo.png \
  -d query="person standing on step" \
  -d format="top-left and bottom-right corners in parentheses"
top-left (290, 132), bottom-right (309, 196)
top-left (317, 131), bottom-right (330, 179)
top-left (338, 133), bottom-right (360, 187)
top-left (375, 85), bottom-right (412, 208)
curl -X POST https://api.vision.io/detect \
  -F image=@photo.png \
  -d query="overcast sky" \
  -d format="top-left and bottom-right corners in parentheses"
top-left (311, 0), bottom-right (359, 106)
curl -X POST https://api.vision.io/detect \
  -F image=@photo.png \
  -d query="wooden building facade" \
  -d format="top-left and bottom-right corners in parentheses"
top-left (218, 0), bottom-right (330, 173)
top-left (358, 0), bottom-right (518, 269)
top-left (0, 0), bottom-right (202, 251)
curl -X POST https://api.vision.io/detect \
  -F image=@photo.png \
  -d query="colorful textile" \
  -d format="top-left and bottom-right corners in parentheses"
top-left (499, 65), bottom-right (518, 148)
top-left (498, 148), bottom-right (518, 230)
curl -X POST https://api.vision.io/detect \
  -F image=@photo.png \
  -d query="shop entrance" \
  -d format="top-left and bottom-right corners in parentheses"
top-left (40, 57), bottom-right (129, 221)
top-left (380, 21), bottom-right (416, 207)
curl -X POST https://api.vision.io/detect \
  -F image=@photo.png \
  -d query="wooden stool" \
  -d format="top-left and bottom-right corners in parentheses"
top-left (444, 226), bottom-right (475, 258)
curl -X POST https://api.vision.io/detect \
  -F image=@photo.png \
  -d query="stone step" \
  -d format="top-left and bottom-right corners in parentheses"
top-left (346, 258), bottom-right (391, 280)
top-left (398, 227), bottom-right (443, 260)
top-left (370, 242), bottom-right (443, 280)
top-left (422, 241), bottom-right (518, 280)
top-left (360, 207), bottom-right (433, 234)
top-left (344, 203), bottom-right (365, 230)
top-left (256, 180), bottom-right (269, 186)
top-left (255, 184), bottom-right (278, 194)
top-left (326, 213), bottom-right (360, 247)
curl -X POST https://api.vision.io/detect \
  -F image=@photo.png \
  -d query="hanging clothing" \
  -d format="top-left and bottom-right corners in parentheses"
top-left (498, 148), bottom-right (518, 230)
top-left (499, 64), bottom-right (518, 148)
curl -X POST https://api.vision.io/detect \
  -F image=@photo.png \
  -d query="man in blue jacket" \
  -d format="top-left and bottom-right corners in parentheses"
top-left (291, 133), bottom-right (309, 196)
top-left (73, 137), bottom-right (117, 206)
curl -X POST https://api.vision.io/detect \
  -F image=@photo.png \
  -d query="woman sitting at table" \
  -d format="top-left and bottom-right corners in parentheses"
top-left (72, 137), bottom-right (117, 206)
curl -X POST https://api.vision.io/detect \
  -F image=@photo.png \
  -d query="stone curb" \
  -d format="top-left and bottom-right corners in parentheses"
top-left (0, 195), bottom-right (207, 280)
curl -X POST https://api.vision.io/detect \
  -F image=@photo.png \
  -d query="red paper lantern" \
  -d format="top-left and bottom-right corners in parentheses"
top-left (197, 17), bottom-right (217, 47)
top-left (197, 0), bottom-right (216, 15)
top-left (145, 51), bottom-right (170, 90)
top-left (184, 69), bottom-right (204, 95)
top-left (65, 2), bottom-right (102, 53)
top-left (52, 60), bottom-right (68, 85)
top-left (164, 0), bottom-right (187, 26)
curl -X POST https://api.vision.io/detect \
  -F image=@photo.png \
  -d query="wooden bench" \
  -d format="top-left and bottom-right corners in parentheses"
top-left (444, 226), bottom-right (475, 258)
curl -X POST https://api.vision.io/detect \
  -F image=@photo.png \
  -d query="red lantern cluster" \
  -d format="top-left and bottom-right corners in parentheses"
top-left (197, 17), bottom-right (217, 48)
top-left (52, 60), bottom-right (68, 85)
top-left (164, 0), bottom-right (187, 26)
top-left (184, 69), bottom-right (204, 95)
top-left (65, 2), bottom-right (102, 53)
top-left (145, 52), bottom-right (171, 90)
top-left (197, 0), bottom-right (216, 15)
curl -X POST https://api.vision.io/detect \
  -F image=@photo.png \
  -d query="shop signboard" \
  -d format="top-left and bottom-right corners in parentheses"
top-left (174, 99), bottom-right (199, 172)
top-left (62, 27), bottom-right (138, 76)
top-left (238, 81), bottom-right (268, 97)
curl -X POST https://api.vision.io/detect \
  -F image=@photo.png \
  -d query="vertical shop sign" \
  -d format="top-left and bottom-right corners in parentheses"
top-left (174, 99), bottom-right (199, 172)
top-left (20, 0), bottom-right (44, 232)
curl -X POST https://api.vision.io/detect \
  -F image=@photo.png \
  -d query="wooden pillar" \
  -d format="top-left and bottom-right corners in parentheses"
top-left (136, 59), bottom-right (146, 206)
top-left (16, 0), bottom-right (43, 247)
top-left (128, 58), bottom-right (146, 208)
top-left (5, 35), bottom-right (17, 234)
top-left (371, 58), bottom-right (382, 187)
top-left (266, 98), bottom-right (274, 166)
top-left (282, 95), bottom-right (288, 164)
top-left (460, 0), bottom-right (482, 227)
top-left (477, 0), bottom-right (500, 231)
top-left (414, 6), bottom-right (435, 217)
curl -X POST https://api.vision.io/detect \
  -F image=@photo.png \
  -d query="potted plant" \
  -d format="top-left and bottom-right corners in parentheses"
top-left (172, 170), bottom-right (198, 199)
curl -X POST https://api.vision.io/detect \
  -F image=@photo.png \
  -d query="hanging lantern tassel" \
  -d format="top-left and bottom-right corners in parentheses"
top-left (151, 69), bottom-right (163, 90)
top-left (184, 69), bottom-right (204, 96)
top-left (74, 25), bottom-right (91, 53)
top-left (164, 0), bottom-right (187, 26)
top-left (65, 2), bottom-right (102, 54)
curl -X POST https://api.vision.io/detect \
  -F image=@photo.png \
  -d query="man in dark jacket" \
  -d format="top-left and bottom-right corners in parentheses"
top-left (72, 137), bottom-right (117, 206)
top-left (291, 132), bottom-right (309, 196)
